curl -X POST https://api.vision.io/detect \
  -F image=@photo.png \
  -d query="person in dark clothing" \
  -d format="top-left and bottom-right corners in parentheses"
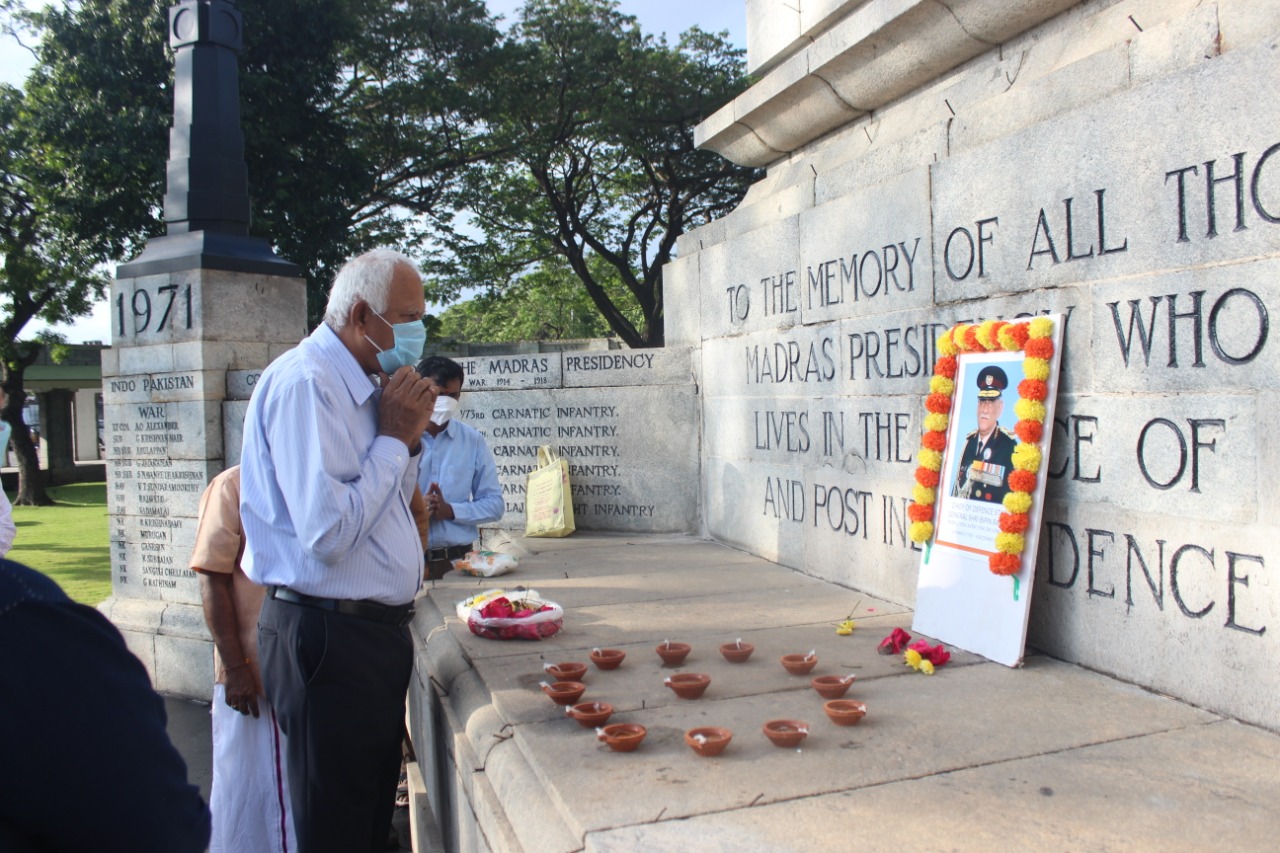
top-left (0, 558), bottom-right (210, 852)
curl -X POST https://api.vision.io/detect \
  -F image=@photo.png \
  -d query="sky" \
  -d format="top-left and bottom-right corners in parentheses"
top-left (2, 0), bottom-right (746, 344)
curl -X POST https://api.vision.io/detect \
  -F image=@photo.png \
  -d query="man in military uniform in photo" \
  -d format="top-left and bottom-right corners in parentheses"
top-left (952, 365), bottom-right (1018, 503)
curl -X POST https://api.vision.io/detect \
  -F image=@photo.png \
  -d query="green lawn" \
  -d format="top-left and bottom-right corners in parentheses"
top-left (8, 482), bottom-right (111, 606)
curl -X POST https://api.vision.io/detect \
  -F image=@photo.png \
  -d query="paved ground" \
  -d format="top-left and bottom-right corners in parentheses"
top-left (161, 692), bottom-right (412, 850)
top-left (408, 533), bottom-right (1280, 853)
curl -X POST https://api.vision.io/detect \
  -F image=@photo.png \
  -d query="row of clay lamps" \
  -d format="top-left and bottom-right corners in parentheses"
top-left (539, 641), bottom-right (868, 755)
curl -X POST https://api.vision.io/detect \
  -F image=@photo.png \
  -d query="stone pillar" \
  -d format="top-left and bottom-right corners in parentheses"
top-left (43, 389), bottom-right (76, 472)
top-left (98, 0), bottom-right (305, 699)
top-left (73, 389), bottom-right (100, 461)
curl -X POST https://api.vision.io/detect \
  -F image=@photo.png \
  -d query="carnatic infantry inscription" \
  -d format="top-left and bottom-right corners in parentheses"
top-left (456, 352), bottom-right (692, 529)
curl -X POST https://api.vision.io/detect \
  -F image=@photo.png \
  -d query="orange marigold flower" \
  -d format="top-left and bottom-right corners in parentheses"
top-left (934, 355), bottom-right (957, 378)
top-left (1015, 420), bottom-right (1043, 444)
top-left (1006, 324), bottom-right (1030, 349)
top-left (963, 326), bottom-right (982, 351)
top-left (1008, 469), bottom-right (1038, 492)
top-left (999, 512), bottom-right (1030, 533)
top-left (989, 553), bottom-right (1022, 576)
top-left (1025, 337), bottom-right (1054, 359)
top-left (915, 467), bottom-right (940, 488)
top-left (990, 320), bottom-right (1008, 342)
top-left (922, 430), bottom-right (947, 452)
top-left (925, 393), bottom-right (952, 414)
top-left (908, 502), bottom-right (934, 522)
top-left (1018, 379), bottom-right (1048, 401)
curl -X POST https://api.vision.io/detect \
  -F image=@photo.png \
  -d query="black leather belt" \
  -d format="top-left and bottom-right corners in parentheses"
top-left (425, 543), bottom-right (471, 563)
top-left (268, 586), bottom-right (415, 627)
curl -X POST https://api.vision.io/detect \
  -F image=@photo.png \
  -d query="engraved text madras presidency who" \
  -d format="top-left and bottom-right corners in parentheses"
top-left (952, 366), bottom-right (1017, 503)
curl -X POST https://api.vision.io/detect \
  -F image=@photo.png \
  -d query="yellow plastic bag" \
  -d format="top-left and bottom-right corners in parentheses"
top-left (525, 445), bottom-right (575, 538)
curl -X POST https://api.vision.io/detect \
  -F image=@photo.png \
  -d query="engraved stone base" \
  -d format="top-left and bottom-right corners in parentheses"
top-left (98, 596), bottom-right (213, 700)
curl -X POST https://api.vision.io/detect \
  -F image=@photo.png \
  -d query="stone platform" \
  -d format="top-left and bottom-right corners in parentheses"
top-left (406, 534), bottom-right (1280, 852)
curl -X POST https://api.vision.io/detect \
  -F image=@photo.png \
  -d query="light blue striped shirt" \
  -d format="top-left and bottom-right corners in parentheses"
top-left (239, 324), bottom-right (423, 605)
top-left (415, 419), bottom-right (504, 549)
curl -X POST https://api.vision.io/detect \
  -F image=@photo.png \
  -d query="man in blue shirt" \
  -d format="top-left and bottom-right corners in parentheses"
top-left (415, 357), bottom-right (504, 579)
top-left (240, 248), bottom-right (436, 852)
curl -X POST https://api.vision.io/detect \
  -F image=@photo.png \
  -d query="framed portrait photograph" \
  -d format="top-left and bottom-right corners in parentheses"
top-left (909, 315), bottom-right (1065, 667)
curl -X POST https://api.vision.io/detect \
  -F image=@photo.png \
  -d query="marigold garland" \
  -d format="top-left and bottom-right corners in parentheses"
top-left (907, 317), bottom-right (1055, 576)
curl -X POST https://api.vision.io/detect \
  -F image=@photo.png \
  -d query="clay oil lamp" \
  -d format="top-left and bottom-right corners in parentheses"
top-left (655, 640), bottom-right (692, 666)
top-left (780, 650), bottom-right (819, 675)
top-left (589, 648), bottom-right (626, 670)
top-left (596, 723), bottom-right (647, 752)
top-left (823, 699), bottom-right (867, 726)
top-left (543, 661), bottom-right (588, 682)
top-left (811, 674), bottom-right (856, 699)
top-left (719, 638), bottom-right (754, 663)
top-left (664, 672), bottom-right (711, 699)
top-left (540, 680), bottom-right (586, 706)
top-left (762, 719), bottom-right (809, 749)
top-left (685, 727), bottom-right (733, 757)
top-left (565, 701), bottom-right (614, 728)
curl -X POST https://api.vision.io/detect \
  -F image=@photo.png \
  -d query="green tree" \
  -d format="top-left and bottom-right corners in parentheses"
top-left (434, 255), bottom-right (635, 343)
top-left (11, 0), bottom-right (499, 323)
top-left (0, 81), bottom-right (113, 505)
top-left (430, 0), bottom-right (758, 348)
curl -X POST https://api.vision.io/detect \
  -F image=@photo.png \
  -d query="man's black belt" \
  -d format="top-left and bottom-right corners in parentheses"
top-left (268, 586), bottom-right (415, 627)
top-left (425, 544), bottom-right (471, 563)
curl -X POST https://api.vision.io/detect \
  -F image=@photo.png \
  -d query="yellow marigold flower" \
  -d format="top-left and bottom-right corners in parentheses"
top-left (929, 375), bottom-right (955, 396)
top-left (912, 484), bottom-right (937, 505)
top-left (918, 448), bottom-right (943, 471)
top-left (1014, 399), bottom-right (1047, 422)
top-left (1004, 492), bottom-right (1033, 514)
top-left (1023, 357), bottom-right (1050, 381)
top-left (904, 648), bottom-right (923, 670)
top-left (1028, 316), bottom-right (1054, 338)
top-left (950, 324), bottom-right (970, 350)
top-left (923, 413), bottom-right (950, 433)
top-left (1012, 442), bottom-right (1042, 473)
top-left (997, 326), bottom-right (1019, 351)
top-left (909, 520), bottom-right (934, 543)
top-left (836, 619), bottom-right (855, 635)
top-left (937, 332), bottom-right (958, 356)
top-left (920, 659), bottom-right (935, 675)
top-left (995, 532), bottom-right (1026, 554)
top-left (975, 320), bottom-right (998, 350)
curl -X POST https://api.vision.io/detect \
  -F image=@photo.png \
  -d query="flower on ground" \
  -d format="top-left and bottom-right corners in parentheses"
top-left (878, 627), bottom-right (913, 655)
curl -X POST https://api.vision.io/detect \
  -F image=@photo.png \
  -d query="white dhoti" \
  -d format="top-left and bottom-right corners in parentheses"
top-left (210, 684), bottom-right (295, 853)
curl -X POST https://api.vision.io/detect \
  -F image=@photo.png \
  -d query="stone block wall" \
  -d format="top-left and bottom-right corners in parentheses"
top-left (682, 0), bottom-right (1280, 728)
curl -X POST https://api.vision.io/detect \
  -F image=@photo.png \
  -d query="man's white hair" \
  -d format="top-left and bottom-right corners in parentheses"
top-left (324, 248), bottom-right (419, 330)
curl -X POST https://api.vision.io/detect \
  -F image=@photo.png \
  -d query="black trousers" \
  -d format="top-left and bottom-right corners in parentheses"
top-left (258, 596), bottom-right (413, 853)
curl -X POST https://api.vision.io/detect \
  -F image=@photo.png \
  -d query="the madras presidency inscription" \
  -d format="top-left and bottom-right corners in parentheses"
top-left (456, 350), bottom-right (697, 534)
top-left (674, 5), bottom-right (1280, 728)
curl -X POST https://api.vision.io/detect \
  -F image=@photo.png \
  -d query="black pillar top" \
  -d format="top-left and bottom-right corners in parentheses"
top-left (118, 0), bottom-right (300, 279)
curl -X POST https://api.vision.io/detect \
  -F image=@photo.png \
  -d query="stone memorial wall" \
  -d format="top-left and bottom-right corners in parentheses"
top-left (678, 0), bottom-right (1279, 729)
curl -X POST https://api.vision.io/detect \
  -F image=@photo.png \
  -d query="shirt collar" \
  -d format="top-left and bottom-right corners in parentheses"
top-left (314, 323), bottom-right (377, 405)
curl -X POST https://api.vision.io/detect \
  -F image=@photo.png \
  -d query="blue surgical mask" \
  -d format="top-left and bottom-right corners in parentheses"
top-left (365, 311), bottom-right (426, 373)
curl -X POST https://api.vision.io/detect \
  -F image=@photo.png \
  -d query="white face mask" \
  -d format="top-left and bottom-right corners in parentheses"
top-left (430, 395), bottom-right (460, 426)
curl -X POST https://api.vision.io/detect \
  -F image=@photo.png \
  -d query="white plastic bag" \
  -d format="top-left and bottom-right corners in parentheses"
top-left (457, 588), bottom-right (563, 640)
top-left (452, 550), bottom-right (518, 578)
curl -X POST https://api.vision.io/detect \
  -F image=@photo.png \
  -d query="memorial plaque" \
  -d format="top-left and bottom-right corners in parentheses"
top-left (456, 353), bottom-right (562, 392)
top-left (460, 357), bottom-right (699, 534)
